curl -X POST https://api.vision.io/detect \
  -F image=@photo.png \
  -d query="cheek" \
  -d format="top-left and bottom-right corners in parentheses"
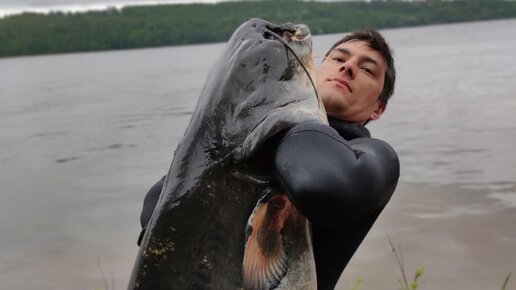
top-left (317, 62), bottom-right (334, 79)
top-left (363, 80), bottom-right (383, 102)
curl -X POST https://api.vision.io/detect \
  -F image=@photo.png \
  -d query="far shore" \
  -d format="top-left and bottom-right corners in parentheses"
top-left (1, 0), bottom-right (516, 58)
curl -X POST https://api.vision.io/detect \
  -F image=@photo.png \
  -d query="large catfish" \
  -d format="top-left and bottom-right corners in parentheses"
top-left (128, 18), bottom-right (327, 290)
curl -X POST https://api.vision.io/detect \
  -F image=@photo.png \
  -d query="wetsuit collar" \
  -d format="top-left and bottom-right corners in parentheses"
top-left (328, 116), bottom-right (371, 140)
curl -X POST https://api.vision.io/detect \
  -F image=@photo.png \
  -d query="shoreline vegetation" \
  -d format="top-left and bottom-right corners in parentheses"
top-left (1, 0), bottom-right (516, 58)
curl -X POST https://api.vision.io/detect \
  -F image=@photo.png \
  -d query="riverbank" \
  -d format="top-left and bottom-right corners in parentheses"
top-left (337, 181), bottom-right (516, 290)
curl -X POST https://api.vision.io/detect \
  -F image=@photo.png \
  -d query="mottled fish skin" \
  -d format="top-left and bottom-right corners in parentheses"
top-left (128, 18), bottom-right (325, 290)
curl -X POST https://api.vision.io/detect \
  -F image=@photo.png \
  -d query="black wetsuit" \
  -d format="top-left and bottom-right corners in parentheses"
top-left (139, 117), bottom-right (400, 290)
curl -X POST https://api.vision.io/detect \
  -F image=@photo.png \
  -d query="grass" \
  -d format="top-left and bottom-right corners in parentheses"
top-left (349, 236), bottom-right (512, 290)
top-left (93, 238), bottom-right (512, 290)
top-left (95, 257), bottom-right (115, 290)
top-left (501, 273), bottom-right (512, 290)
top-left (387, 236), bottom-right (424, 290)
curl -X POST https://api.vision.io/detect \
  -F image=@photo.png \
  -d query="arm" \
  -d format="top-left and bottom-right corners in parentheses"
top-left (138, 176), bottom-right (165, 246)
top-left (274, 122), bottom-right (399, 226)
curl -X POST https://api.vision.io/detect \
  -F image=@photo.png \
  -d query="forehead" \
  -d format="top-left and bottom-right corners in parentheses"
top-left (332, 40), bottom-right (387, 70)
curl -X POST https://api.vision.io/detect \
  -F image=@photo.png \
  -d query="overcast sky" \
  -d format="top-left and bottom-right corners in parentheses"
top-left (0, 0), bottom-right (232, 17)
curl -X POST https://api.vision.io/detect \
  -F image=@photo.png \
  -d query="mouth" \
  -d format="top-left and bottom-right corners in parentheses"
top-left (263, 24), bottom-right (311, 43)
top-left (258, 23), bottom-right (317, 99)
top-left (331, 77), bottom-right (353, 93)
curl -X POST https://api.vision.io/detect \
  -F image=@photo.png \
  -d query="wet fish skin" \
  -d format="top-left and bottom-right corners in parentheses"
top-left (128, 18), bottom-right (325, 290)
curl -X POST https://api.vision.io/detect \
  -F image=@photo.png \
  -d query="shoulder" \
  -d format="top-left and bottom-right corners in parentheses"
top-left (328, 117), bottom-right (398, 160)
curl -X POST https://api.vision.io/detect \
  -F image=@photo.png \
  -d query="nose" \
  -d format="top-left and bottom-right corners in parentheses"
top-left (338, 60), bottom-right (356, 79)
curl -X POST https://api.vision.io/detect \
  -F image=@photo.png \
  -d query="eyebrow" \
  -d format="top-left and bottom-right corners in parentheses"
top-left (333, 47), bottom-right (379, 67)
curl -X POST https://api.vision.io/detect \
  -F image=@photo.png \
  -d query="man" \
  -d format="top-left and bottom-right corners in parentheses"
top-left (273, 30), bottom-right (398, 290)
top-left (139, 29), bottom-right (399, 290)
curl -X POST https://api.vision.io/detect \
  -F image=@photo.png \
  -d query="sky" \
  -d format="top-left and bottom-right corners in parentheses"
top-left (0, 0), bottom-right (231, 17)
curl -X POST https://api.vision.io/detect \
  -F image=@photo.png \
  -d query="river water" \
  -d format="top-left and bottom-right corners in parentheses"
top-left (1, 19), bottom-right (515, 290)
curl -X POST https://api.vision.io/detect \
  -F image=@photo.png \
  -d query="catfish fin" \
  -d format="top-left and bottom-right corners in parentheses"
top-left (243, 193), bottom-right (293, 290)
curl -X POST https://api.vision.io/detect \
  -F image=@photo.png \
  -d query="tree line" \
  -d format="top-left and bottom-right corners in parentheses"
top-left (1, 0), bottom-right (515, 57)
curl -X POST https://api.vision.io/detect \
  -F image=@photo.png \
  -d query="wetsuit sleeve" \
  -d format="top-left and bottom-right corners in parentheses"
top-left (138, 176), bottom-right (165, 246)
top-left (274, 122), bottom-right (399, 226)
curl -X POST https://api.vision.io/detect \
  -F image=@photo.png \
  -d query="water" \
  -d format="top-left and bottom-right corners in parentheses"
top-left (1, 19), bottom-right (515, 289)
top-left (371, 21), bottom-right (516, 187)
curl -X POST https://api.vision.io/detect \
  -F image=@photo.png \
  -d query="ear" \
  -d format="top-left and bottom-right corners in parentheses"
top-left (369, 101), bottom-right (386, 120)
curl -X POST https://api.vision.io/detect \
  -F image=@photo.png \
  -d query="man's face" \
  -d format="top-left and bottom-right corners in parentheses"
top-left (316, 40), bottom-right (387, 124)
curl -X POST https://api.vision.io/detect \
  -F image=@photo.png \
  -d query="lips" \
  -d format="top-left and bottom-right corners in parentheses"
top-left (331, 77), bottom-right (352, 93)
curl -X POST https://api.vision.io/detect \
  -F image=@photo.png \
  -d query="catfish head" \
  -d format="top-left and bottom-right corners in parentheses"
top-left (183, 18), bottom-right (327, 165)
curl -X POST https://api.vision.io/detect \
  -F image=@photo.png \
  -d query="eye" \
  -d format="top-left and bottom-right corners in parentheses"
top-left (332, 57), bottom-right (344, 63)
top-left (361, 67), bottom-right (373, 75)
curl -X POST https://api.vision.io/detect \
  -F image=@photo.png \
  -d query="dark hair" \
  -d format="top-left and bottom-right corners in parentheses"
top-left (325, 29), bottom-right (395, 104)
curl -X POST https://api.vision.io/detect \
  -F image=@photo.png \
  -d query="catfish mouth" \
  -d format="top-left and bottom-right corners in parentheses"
top-left (261, 24), bottom-right (313, 64)
top-left (260, 23), bottom-right (317, 101)
top-left (263, 24), bottom-right (311, 44)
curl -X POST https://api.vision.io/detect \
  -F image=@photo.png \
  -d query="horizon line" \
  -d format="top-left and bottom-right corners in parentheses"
top-left (0, 0), bottom-right (367, 18)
